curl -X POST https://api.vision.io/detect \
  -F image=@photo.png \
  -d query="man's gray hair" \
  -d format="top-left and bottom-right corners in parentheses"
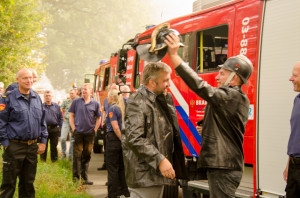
top-left (44, 90), bottom-right (52, 95)
top-left (142, 62), bottom-right (172, 85)
top-left (83, 83), bottom-right (92, 90)
top-left (120, 85), bottom-right (130, 92)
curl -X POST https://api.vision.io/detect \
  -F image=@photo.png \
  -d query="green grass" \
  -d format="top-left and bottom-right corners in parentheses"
top-left (0, 148), bottom-right (93, 198)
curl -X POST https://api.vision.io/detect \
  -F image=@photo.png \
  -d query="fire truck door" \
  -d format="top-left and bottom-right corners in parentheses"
top-left (257, 0), bottom-right (300, 196)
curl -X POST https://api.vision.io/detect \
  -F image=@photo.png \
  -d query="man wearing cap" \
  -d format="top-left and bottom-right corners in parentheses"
top-left (283, 61), bottom-right (300, 196)
top-left (0, 68), bottom-right (48, 197)
top-left (165, 34), bottom-right (253, 197)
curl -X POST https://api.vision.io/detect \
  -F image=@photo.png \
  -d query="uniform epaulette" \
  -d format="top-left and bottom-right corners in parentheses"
top-left (1, 92), bottom-right (11, 98)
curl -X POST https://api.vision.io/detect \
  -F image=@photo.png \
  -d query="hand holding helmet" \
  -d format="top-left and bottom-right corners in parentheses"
top-left (136, 23), bottom-right (183, 62)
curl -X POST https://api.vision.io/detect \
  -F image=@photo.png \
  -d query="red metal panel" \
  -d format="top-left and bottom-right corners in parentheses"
top-left (125, 50), bottom-right (135, 87)
top-left (234, 0), bottom-right (261, 165)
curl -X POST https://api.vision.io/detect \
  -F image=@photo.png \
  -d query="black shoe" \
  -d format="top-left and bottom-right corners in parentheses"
top-left (82, 180), bottom-right (93, 185)
top-left (97, 164), bottom-right (107, 171)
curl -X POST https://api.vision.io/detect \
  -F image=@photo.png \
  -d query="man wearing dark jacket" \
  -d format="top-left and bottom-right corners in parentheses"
top-left (123, 62), bottom-right (187, 198)
top-left (0, 68), bottom-right (48, 197)
top-left (40, 90), bottom-right (63, 162)
top-left (165, 34), bottom-right (253, 197)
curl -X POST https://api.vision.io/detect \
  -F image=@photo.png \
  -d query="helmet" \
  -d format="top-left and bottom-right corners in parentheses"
top-left (136, 23), bottom-right (183, 62)
top-left (219, 55), bottom-right (253, 85)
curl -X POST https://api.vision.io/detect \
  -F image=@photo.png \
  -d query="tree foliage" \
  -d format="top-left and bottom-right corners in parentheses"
top-left (0, 0), bottom-right (49, 87)
top-left (43, 0), bottom-right (163, 91)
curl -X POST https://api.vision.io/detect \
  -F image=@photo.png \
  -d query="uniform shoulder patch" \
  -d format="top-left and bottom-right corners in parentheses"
top-left (109, 112), bottom-right (113, 118)
top-left (0, 104), bottom-right (6, 111)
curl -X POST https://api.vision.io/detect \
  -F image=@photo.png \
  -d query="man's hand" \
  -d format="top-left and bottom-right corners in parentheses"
top-left (71, 129), bottom-right (75, 137)
top-left (196, 126), bottom-right (203, 136)
top-left (165, 33), bottom-right (181, 57)
top-left (165, 33), bottom-right (183, 68)
top-left (283, 159), bottom-right (289, 182)
top-left (37, 143), bottom-right (46, 154)
top-left (159, 158), bottom-right (175, 179)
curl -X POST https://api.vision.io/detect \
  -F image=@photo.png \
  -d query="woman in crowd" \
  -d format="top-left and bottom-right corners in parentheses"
top-left (105, 89), bottom-right (129, 198)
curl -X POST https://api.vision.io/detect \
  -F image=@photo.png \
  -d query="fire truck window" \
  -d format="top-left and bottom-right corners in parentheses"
top-left (103, 67), bottom-right (110, 91)
top-left (196, 25), bottom-right (228, 74)
top-left (98, 73), bottom-right (103, 92)
top-left (177, 32), bottom-right (194, 70)
top-left (133, 54), bottom-right (141, 89)
top-left (94, 75), bottom-right (98, 93)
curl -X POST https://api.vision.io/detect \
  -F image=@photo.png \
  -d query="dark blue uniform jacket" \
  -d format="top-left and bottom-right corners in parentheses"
top-left (0, 89), bottom-right (48, 147)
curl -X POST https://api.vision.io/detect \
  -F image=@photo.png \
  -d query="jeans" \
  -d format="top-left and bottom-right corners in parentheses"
top-left (60, 121), bottom-right (73, 158)
top-left (73, 131), bottom-right (94, 181)
top-left (207, 168), bottom-right (242, 198)
top-left (128, 186), bottom-right (164, 198)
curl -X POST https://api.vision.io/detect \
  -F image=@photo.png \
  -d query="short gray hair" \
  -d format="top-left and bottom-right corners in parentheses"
top-left (120, 85), bottom-right (130, 92)
top-left (44, 90), bottom-right (52, 95)
top-left (142, 62), bottom-right (171, 85)
top-left (83, 83), bottom-right (92, 90)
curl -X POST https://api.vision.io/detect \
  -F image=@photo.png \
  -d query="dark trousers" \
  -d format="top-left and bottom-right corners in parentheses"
top-left (0, 142), bottom-right (38, 198)
top-left (286, 157), bottom-right (300, 197)
top-left (106, 132), bottom-right (129, 198)
top-left (207, 168), bottom-right (242, 198)
top-left (103, 124), bottom-right (107, 166)
top-left (73, 131), bottom-right (94, 181)
top-left (40, 127), bottom-right (59, 162)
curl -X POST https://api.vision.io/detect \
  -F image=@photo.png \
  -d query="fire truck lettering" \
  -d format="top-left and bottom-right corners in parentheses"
top-left (196, 100), bottom-right (207, 105)
top-left (240, 17), bottom-right (250, 56)
top-left (127, 56), bottom-right (134, 62)
top-left (242, 17), bottom-right (250, 25)
top-left (127, 64), bottom-right (133, 70)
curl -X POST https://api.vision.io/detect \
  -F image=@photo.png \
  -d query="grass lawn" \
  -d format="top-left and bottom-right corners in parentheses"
top-left (0, 148), bottom-right (93, 198)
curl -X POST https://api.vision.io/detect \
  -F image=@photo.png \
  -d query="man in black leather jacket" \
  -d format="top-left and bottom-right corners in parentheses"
top-left (122, 62), bottom-right (187, 198)
top-left (165, 34), bottom-right (253, 198)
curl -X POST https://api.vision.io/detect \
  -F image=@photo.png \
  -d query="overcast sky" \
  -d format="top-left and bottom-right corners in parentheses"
top-left (150, 0), bottom-right (195, 23)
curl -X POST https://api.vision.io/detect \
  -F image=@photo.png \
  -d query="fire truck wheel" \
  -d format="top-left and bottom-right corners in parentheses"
top-left (163, 183), bottom-right (179, 198)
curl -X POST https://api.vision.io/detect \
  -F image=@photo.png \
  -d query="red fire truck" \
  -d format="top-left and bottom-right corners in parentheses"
top-left (92, 0), bottom-right (300, 197)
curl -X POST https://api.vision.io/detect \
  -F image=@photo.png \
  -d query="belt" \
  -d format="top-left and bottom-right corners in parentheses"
top-left (10, 139), bottom-right (38, 145)
top-left (290, 156), bottom-right (300, 165)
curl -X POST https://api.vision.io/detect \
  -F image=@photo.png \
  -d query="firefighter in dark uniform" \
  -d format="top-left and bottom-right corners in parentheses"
top-left (40, 90), bottom-right (63, 162)
top-left (105, 89), bottom-right (129, 198)
top-left (0, 68), bottom-right (48, 198)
